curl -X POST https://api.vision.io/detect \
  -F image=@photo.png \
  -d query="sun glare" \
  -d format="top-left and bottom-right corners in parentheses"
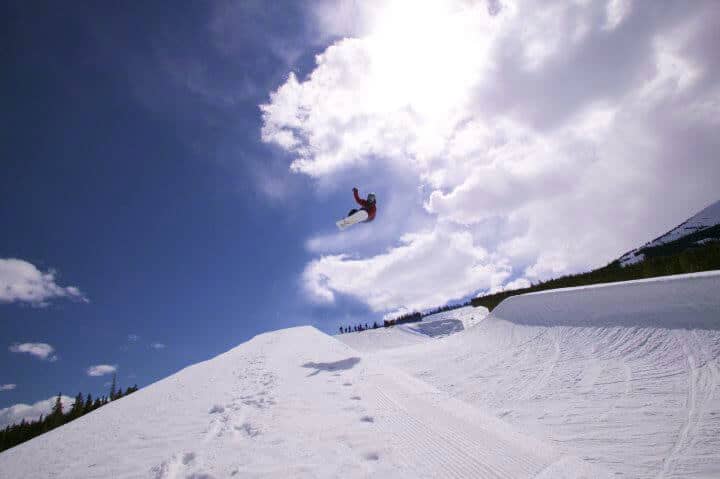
top-left (363, 0), bottom-right (493, 117)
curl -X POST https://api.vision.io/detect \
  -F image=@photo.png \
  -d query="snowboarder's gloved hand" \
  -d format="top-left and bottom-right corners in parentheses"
top-left (352, 187), bottom-right (358, 193)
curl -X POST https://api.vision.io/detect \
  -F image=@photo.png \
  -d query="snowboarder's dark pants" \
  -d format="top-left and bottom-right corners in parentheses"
top-left (348, 207), bottom-right (370, 216)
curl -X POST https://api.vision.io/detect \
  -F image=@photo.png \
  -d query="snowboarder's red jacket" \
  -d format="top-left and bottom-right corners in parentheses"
top-left (354, 189), bottom-right (376, 221)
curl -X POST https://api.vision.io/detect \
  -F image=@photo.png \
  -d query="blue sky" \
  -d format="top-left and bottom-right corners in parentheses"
top-left (2, 0), bottom-right (719, 418)
top-left (0, 0), bottom-right (372, 412)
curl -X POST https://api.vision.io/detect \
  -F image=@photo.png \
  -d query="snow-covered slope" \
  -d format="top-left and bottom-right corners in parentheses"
top-left (3, 273), bottom-right (717, 478)
top-left (620, 199), bottom-right (720, 265)
top-left (403, 305), bottom-right (488, 337)
top-left (0, 326), bottom-right (604, 478)
top-left (371, 271), bottom-right (720, 478)
top-left (337, 323), bottom-right (430, 353)
top-left (341, 306), bottom-right (488, 353)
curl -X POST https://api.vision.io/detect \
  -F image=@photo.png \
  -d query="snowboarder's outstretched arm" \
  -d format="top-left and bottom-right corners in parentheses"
top-left (353, 187), bottom-right (367, 207)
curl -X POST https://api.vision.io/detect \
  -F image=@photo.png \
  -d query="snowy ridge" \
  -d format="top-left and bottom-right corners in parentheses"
top-left (371, 271), bottom-right (720, 478)
top-left (398, 306), bottom-right (488, 338)
top-left (620, 199), bottom-right (720, 265)
top-left (413, 305), bottom-right (488, 330)
top-left (0, 326), bottom-right (605, 478)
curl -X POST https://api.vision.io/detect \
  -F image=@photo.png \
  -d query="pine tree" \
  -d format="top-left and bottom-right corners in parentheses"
top-left (109, 373), bottom-right (117, 401)
top-left (48, 393), bottom-right (64, 429)
top-left (69, 392), bottom-right (84, 420)
top-left (52, 393), bottom-right (63, 416)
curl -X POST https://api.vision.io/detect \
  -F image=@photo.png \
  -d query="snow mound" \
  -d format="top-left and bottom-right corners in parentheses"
top-left (339, 306), bottom-right (489, 353)
top-left (372, 271), bottom-right (720, 477)
top-left (400, 305), bottom-right (488, 338)
top-left (337, 324), bottom-right (430, 352)
top-left (0, 326), bottom-right (605, 478)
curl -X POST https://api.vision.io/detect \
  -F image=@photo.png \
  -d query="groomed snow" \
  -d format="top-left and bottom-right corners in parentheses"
top-left (0, 326), bottom-right (605, 478)
top-left (2, 272), bottom-right (718, 478)
top-left (366, 271), bottom-right (720, 478)
top-left (340, 306), bottom-right (488, 353)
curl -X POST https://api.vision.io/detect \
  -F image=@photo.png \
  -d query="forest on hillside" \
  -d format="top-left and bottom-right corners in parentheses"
top-left (0, 377), bottom-right (138, 453)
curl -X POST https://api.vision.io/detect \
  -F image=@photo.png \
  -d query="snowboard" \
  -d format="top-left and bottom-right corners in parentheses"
top-left (336, 210), bottom-right (368, 230)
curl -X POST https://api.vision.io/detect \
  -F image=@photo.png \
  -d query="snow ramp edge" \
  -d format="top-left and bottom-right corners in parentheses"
top-left (490, 271), bottom-right (720, 329)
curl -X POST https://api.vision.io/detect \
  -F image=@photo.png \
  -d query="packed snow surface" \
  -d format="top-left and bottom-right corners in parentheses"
top-left (2, 272), bottom-right (718, 478)
top-left (0, 325), bottom-right (604, 478)
top-left (620, 199), bottom-right (720, 265)
top-left (340, 306), bottom-right (488, 353)
top-left (354, 272), bottom-right (720, 478)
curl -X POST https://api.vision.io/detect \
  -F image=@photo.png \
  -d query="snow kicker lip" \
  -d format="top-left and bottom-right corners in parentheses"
top-left (491, 271), bottom-right (720, 330)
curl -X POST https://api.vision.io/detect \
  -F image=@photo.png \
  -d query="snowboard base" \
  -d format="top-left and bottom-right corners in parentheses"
top-left (336, 210), bottom-right (368, 230)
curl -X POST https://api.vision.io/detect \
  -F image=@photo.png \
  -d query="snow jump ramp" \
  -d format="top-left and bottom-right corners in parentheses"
top-left (371, 271), bottom-right (720, 478)
top-left (0, 327), bottom-right (607, 478)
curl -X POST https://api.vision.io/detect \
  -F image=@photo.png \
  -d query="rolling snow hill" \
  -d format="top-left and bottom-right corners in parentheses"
top-left (0, 327), bottom-right (604, 479)
top-left (620, 199), bottom-right (720, 265)
top-left (1, 272), bottom-right (718, 478)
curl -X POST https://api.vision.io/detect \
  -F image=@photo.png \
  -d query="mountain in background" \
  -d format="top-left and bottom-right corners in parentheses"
top-left (619, 199), bottom-right (720, 266)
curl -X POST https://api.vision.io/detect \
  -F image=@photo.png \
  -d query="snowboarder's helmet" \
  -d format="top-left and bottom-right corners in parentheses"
top-left (367, 193), bottom-right (376, 203)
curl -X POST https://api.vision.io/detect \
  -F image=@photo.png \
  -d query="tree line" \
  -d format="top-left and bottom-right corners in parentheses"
top-left (338, 322), bottom-right (380, 334)
top-left (0, 375), bottom-right (138, 453)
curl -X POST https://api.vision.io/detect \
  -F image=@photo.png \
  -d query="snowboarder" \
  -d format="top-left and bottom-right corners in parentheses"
top-left (336, 187), bottom-right (377, 230)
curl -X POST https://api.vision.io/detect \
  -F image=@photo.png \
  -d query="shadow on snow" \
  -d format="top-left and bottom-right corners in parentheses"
top-left (302, 357), bottom-right (361, 377)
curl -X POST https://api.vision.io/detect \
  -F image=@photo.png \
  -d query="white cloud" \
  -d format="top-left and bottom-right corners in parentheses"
top-left (9, 343), bottom-right (57, 361)
top-left (604, 0), bottom-right (632, 31)
top-left (503, 278), bottom-right (532, 291)
top-left (0, 395), bottom-right (75, 429)
top-left (0, 384), bottom-right (16, 391)
top-left (151, 343), bottom-right (166, 350)
top-left (303, 228), bottom-right (510, 312)
top-left (0, 258), bottom-right (87, 306)
top-left (262, 0), bottom-right (720, 312)
top-left (86, 364), bottom-right (117, 377)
